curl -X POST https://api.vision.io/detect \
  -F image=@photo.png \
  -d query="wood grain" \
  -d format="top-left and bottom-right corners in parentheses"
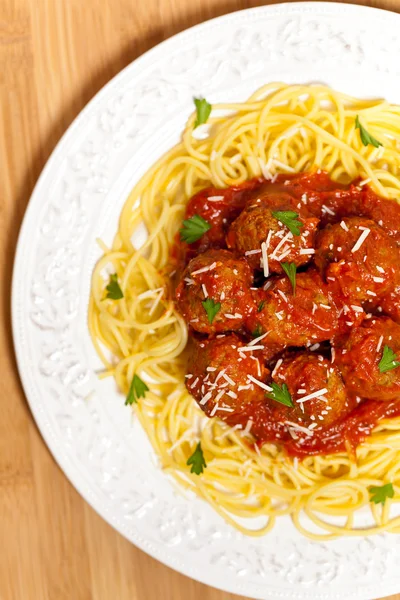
top-left (2, 0), bottom-right (400, 598)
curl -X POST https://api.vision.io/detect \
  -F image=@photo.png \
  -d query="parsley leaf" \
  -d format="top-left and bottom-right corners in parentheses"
top-left (272, 210), bottom-right (303, 236)
top-left (369, 483), bottom-right (394, 505)
top-left (355, 115), bottom-right (382, 148)
top-left (202, 298), bottom-right (221, 324)
top-left (187, 442), bottom-right (207, 475)
top-left (378, 345), bottom-right (400, 373)
top-left (105, 273), bottom-right (123, 300)
top-left (125, 374), bottom-right (149, 405)
top-left (266, 382), bottom-right (294, 407)
top-left (258, 300), bottom-right (265, 312)
top-left (194, 98), bottom-right (212, 128)
top-left (281, 262), bottom-right (297, 295)
top-left (180, 214), bottom-right (211, 244)
top-left (252, 324), bottom-right (263, 338)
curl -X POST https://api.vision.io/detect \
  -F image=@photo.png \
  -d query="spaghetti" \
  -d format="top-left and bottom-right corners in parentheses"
top-left (89, 83), bottom-right (400, 539)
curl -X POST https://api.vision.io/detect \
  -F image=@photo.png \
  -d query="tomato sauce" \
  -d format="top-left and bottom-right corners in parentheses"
top-left (285, 398), bottom-right (400, 457)
top-left (229, 396), bottom-right (400, 458)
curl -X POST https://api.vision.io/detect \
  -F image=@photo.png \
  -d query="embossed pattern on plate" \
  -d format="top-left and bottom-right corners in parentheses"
top-left (12, 4), bottom-right (400, 598)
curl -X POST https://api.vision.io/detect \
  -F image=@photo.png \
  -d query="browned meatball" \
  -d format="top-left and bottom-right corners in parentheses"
top-left (181, 179), bottom-right (262, 263)
top-left (186, 334), bottom-right (268, 419)
top-left (334, 316), bottom-right (400, 400)
top-left (226, 198), bottom-right (319, 273)
top-left (246, 269), bottom-right (364, 353)
top-left (315, 217), bottom-right (400, 305)
top-left (175, 249), bottom-right (255, 334)
top-left (267, 353), bottom-right (353, 431)
top-left (221, 351), bottom-right (353, 446)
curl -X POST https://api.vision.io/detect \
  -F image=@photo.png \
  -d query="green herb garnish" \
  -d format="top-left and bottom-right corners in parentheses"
top-left (180, 214), bottom-right (211, 244)
top-left (258, 300), bottom-right (265, 312)
top-left (252, 324), bottom-right (263, 338)
top-left (194, 98), bottom-right (212, 128)
top-left (125, 374), bottom-right (149, 405)
top-left (272, 210), bottom-right (303, 236)
top-left (266, 382), bottom-right (294, 407)
top-left (187, 442), bottom-right (207, 475)
top-left (378, 345), bottom-right (400, 373)
top-left (369, 483), bottom-right (394, 505)
top-left (106, 273), bottom-right (123, 300)
top-left (355, 115), bottom-right (382, 148)
top-left (281, 262), bottom-right (297, 295)
top-left (202, 298), bottom-right (221, 324)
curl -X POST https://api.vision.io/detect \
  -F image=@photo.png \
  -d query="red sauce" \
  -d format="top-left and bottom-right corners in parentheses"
top-left (228, 396), bottom-right (400, 458)
top-left (175, 170), bottom-right (400, 456)
top-left (285, 398), bottom-right (400, 457)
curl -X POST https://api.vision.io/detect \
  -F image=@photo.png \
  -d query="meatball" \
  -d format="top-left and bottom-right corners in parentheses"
top-left (334, 316), bottom-right (400, 400)
top-left (182, 180), bottom-right (262, 261)
top-left (186, 334), bottom-right (268, 419)
top-left (315, 217), bottom-right (400, 304)
top-left (226, 197), bottom-right (319, 272)
top-left (222, 352), bottom-right (353, 447)
top-left (266, 353), bottom-right (353, 430)
top-left (176, 249), bottom-right (255, 333)
top-left (246, 269), bottom-right (361, 352)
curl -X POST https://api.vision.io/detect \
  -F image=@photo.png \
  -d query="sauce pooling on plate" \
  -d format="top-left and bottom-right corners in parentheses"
top-left (174, 172), bottom-right (400, 456)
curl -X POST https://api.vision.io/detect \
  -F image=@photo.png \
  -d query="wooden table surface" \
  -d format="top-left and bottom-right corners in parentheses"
top-left (2, 0), bottom-right (400, 598)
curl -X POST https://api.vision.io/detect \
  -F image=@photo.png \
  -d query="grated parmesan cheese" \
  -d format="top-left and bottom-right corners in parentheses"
top-left (351, 228), bottom-right (370, 252)
top-left (247, 375), bottom-right (272, 392)
top-left (296, 388), bottom-right (328, 403)
top-left (191, 262), bottom-right (217, 276)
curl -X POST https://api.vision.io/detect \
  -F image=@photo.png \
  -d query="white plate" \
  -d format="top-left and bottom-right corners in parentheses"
top-left (12, 3), bottom-right (400, 598)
